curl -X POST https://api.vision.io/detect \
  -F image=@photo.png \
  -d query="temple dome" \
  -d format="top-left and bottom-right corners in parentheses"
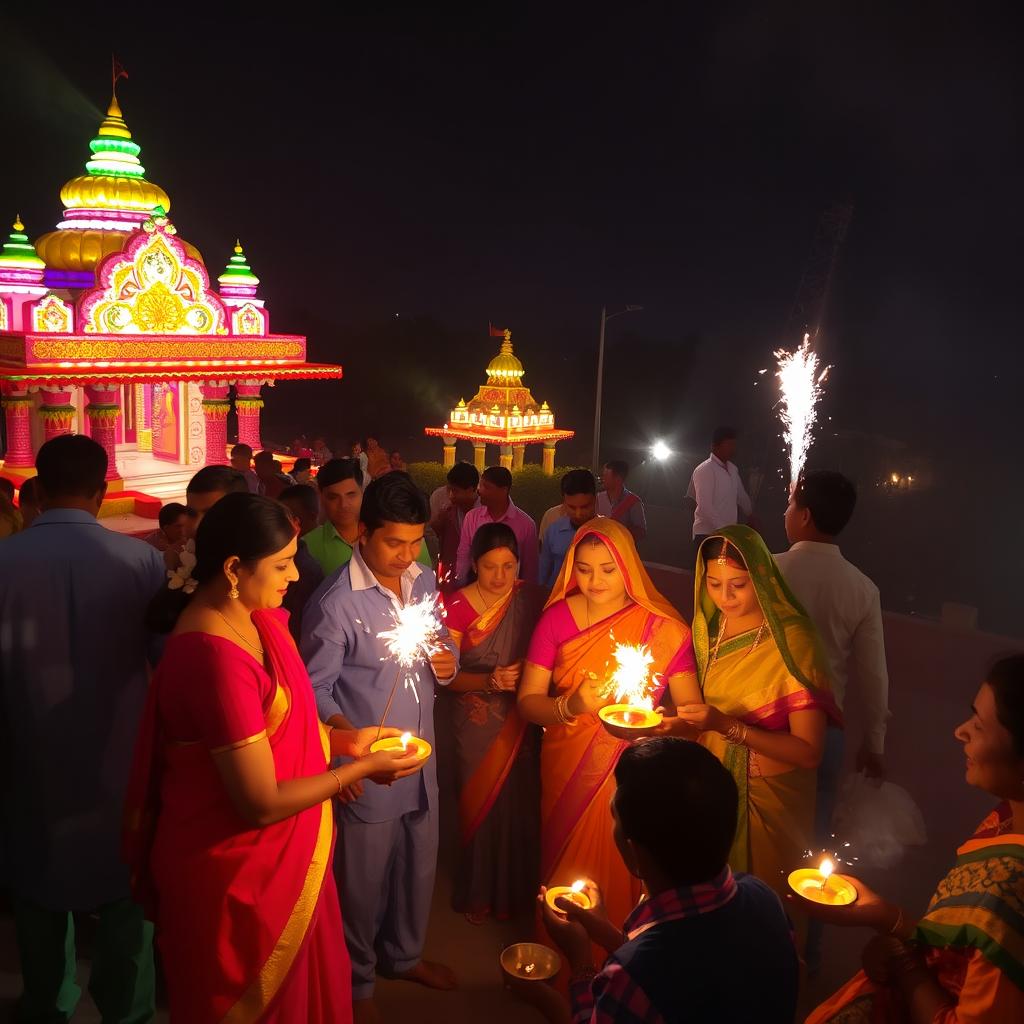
top-left (486, 335), bottom-right (525, 384)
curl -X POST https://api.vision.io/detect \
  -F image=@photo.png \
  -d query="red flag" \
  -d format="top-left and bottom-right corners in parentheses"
top-left (112, 54), bottom-right (128, 94)
top-left (489, 323), bottom-right (507, 337)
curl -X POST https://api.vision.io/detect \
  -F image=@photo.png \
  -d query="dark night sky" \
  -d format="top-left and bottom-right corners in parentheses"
top-left (1, 6), bottom-right (1021, 631)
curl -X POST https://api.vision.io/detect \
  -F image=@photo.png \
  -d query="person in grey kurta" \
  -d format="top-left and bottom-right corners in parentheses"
top-left (0, 435), bottom-right (165, 1023)
top-left (301, 471), bottom-right (460, 1012)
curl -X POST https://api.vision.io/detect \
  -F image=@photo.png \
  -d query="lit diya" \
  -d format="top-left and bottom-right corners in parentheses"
top-left (544, 879), bottom-right (593, 917)
top-left (499, 942), bottom-right (561, 982)
top-left (597, 639), bottom-right (663, 739)
top-left (787, 856), bottom-right (858, 907)
top-left (369, 730), bottom-right (432, 761)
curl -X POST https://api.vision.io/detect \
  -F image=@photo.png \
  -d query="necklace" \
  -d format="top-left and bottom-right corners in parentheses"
top-left (709, 617), bottom-right (767, 671)
top-left (475, 582), bottom-right (502, 611)
top-left (215, 608), bottom-right (265, 657)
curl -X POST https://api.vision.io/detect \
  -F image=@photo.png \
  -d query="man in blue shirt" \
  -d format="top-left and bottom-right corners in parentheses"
top-left (524, 739), bottom-right (798, 1023)
top-left (539, 469), bottom-right (598, 588)
top-left (302, 472), bottom-right (460, 1021)
top-left (0, 435), bottom-right (165, 1023)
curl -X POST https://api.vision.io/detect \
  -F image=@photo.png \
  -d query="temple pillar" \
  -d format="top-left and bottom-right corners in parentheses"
top-left (442, 436), bottom-right (457, 469)
top-left (512, 445), bottom-right (526, 471)
top-left (0, 384), bottom-right (34, 468)
top-left (499, 445), bottom-right (513, 470)
top-left (84, 385), bottom-right (122, 482)
top-left (200, 383), bottom-right (231, 465)
top-left (473, 443), bottom-right (486, 472)
top-left (136, 385), bottom-right (152, 452)
top-left (542, 441), bottom-right (557, 476)
top-left (39, 386), bottom-right (76, 444)
top-left (235, 380), bottom-right (264, 450)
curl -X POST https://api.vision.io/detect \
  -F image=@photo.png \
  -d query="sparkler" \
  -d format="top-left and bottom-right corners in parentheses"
top-left (374, 594), bottom-right (445, 739)
top-left (603, 638), bottom-right (657, 707)
top-left (775, 333), bottom-right (830, 489)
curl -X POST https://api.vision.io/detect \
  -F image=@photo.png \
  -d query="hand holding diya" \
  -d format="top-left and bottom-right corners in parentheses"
top-left (369, 730), bottom-right (432, 761)
top-left (787, 857), bottom-right (858, 907)
top-left (543, 879), bottom-right (593, 918)
top-left (596, 639), bottom-right (664, 739)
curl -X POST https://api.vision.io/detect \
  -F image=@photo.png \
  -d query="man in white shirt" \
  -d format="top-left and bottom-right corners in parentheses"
top-left (774, 470), bottom-right (890, 968)
top-left (686, 427), bottom-right (752, 561)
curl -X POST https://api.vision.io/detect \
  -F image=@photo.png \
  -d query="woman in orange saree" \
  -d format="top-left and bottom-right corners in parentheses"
top-left (124, 493), bottom-right (418, 1023)
top-left (518, 518), bottom-right (696, 933)
top-left (442, 522), bottom-right (545, 923)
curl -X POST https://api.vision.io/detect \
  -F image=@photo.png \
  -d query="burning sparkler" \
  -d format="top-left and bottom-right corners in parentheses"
top-left (374, 594), bottom-right (445, 738)
top-left (775, 333), bottom-right (830, 490)
top-left (604, 638), bottom-right (657, 707)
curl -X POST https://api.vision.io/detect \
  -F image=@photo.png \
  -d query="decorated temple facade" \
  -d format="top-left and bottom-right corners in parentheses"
top-left (0, 92), bottom-right (341, 495)
top-left (425, 328), bottom-right (573, 474)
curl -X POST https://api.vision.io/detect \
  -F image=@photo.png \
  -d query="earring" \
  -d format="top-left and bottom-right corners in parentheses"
top-left (229, 581), bottom-right (239, 600)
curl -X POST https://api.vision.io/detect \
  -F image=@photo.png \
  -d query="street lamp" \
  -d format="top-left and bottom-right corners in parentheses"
top-left (592, 304), bottom-right (644, 471)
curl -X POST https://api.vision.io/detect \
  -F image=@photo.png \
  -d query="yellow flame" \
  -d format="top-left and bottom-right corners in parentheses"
top-left (400, 731), bottom-right (413, 750)
top-left (571, 879), bottom-right (586, 893)
top-left (607, 639), bottom-right (657, 708)
top-left (819, 857), bottom-right (834, 881)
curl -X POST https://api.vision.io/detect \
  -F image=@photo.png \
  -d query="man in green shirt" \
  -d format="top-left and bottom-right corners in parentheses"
top-left (304, 460), bottom-right (432, 577)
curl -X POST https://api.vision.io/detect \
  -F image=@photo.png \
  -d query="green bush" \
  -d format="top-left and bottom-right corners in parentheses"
top-left (406, 460), bottom-right (591, 525)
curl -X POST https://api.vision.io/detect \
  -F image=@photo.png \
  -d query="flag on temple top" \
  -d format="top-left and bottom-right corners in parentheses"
top-left (112, 55), bottom-right (129, 90)
top-left (489, 323), bottom-right (507, 337)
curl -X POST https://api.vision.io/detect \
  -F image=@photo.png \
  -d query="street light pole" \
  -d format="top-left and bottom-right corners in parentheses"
top-left (592, 304), bottom-right (643, 472)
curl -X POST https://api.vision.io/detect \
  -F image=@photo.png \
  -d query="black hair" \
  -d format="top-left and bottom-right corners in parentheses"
top-left (987, 655), bottom-right (1024, 758)
top-left (792, 470), bottom-right (857, 537)
top-left (359, 471), bottom-right (427, 533)
top-left (561, 468), bottom-right (596, 497)
top-left (466, 522), bottom-right (519, 583)
top-left (293, 457), bottom-right (312, 474)
top-left (0, 478), bottom-right (13, 503)
top-left (231, 443), bottom-right (253, 459)
top-left (254, 450), bottom-right (275, 465)
top-left (447, 461), bottom-right (479, 490)
top-left (390, 449), bottom-right (402, 458)
top-left (158, 502), bottom-right (190, 529)
top-left (17, 476), bottom-right (40, 507)
top-left (701, 536), bottom-right (747, 569)
top-left (712, 426), bottom-right (737, 446)
top-left (604, 460), bottom-right (629, 480)
top-left (146, 493), bottom-right (296, 634)
top-left (614, 738), bottom-right (738, 885)
top-left (36, 434), bottom-right (107, 499)
top-left (279, 483), bottom-right (320, 521)
top-left (317, 457), bottom-right (363, 491)
top-left (187, 465), bottom-right (248, 497)
top-left (481, 465), bottom-right (512, 490)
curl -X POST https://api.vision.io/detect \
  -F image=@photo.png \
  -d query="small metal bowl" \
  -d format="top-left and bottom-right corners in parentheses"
top-left (598, 703), bottom-right (663, 740)
top-left (500, 942), bottom-right (561, 982)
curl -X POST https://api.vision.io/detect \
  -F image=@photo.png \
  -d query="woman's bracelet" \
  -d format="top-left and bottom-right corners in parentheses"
top-left (724, 719), bottom-right (748, 745)
top-left (889, 906), bottom-right (905, 937)
top-left (555, 693), bottom-right (577, 725)
top-left (328, 766), bottom-right (344, 795)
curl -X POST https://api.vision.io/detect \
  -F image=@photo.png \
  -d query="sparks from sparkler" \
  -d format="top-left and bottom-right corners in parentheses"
top-left (775, 333), bottom-right (830, 489)
top-left (374, 594), bottom-right (445, 738)
top-left (603, 637), bottom-right (658, 709)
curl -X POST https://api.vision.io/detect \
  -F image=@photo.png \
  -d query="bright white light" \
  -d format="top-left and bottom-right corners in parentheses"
top-left (651, 440), bottom-right (671, 461)
top-left (775, 334), bottom-right (830, 488)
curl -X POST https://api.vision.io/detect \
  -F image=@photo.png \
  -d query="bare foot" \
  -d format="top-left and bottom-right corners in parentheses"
top-left (393, 959), bottom-right (459, 990)
top-left (353, 997), bottom-right (382, 1024)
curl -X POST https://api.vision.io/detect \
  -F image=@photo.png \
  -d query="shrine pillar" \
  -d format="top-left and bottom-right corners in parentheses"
top-left (39, 386), bottom-right (77, 443)
top-left (136, 385), bottom-right (153, 452)
top-left (512, 445), bottom-right (526, 471)
top-left (200, 383), bottom-right (231, 465)
top-left (235, 380), bottom-right (264, 450)
top-left (0, 384), bottom-right (34, 468)
top-left (472, 443), bottom-right (486, 472)
top-left (84, 385), bottom-right (122, 482)
top-left (542, 441), bottom-right (557, 476)
top-left (499, 445), bottom-right (513, 470)
top-left (442, 436), bottom-right (457, 469)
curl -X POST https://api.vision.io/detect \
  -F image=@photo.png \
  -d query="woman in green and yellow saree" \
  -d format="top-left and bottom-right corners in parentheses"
top-left (669, 525), bottom-right (840, 897)
top-left (802, 656), bottom-right (1024, 1022)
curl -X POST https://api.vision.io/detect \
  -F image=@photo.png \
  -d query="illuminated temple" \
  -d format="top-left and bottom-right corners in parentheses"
top-left (0, 90), bottom-right (341, 509)
top-left (425, 329), bottom-right (573, 474)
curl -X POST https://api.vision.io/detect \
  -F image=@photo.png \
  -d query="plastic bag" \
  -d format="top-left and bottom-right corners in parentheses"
top-left (831, 772), bottom-right (928, 870)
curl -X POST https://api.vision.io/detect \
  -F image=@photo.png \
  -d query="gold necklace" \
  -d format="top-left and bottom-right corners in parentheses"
top-left (475, 582), bottom-right (502, 610)
top-left (215, 609), bottom-right (265, 657)
top-left (709, 617), bottom-right (767, 671)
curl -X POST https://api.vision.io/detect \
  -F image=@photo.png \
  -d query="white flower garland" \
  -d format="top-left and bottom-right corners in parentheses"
top-left (167, 539), bottom-right (198, 595)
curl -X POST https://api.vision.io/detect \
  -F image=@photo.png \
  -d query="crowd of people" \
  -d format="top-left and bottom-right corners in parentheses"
top-left (0, 426), bottom-right (1022, 1024)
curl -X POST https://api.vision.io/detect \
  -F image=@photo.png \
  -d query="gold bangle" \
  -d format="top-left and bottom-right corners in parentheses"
top-left (889, 907), bottom-right (905, 936)
top-left (328, 767), bottom-right (344, 795)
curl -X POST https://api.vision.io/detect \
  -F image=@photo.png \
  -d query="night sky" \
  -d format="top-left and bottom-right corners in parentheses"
top-left (1, 8), bottom-right (1020, 632)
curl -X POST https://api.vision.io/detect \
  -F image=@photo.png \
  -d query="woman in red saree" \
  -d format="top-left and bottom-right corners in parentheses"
top-left (125, 493), bottom-right (419, 1023)
top-left (517, 518), bottom-right (697, 933)
top-left (442, 522), bottom-right (545, 924)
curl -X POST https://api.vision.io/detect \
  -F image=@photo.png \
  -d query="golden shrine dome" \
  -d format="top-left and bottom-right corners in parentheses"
top-left (485, 332), bottom-right (525, 384)
top-left (34, 95), bottom-right (200, 274)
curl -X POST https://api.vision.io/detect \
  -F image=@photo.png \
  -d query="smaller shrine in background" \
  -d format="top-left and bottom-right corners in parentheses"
top-left (424, 327), bottom-right (574, 474)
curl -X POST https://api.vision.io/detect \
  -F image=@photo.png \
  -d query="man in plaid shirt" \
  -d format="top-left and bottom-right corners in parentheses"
top-left (519, 739), bottom-right (798, 1023)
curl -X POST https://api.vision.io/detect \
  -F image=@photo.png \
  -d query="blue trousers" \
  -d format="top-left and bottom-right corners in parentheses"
top-left (336, 808), bottom-right (438, 1001)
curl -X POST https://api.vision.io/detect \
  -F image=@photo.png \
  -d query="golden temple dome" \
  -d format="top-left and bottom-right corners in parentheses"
top-left (33, 95), bottom-right (200, 274)
top-left (486, 333), bottom-right (525, 384)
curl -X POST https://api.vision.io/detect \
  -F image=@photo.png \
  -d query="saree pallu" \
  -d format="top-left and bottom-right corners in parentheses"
top-left (123, 608), bottom-right (350, 1023)
top-left (541, 601), bottom-right (693, 932)
top-left (808, 805), bottom-right (1024, 1023)
top-left (446, 583), bottom-right (543, 917)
